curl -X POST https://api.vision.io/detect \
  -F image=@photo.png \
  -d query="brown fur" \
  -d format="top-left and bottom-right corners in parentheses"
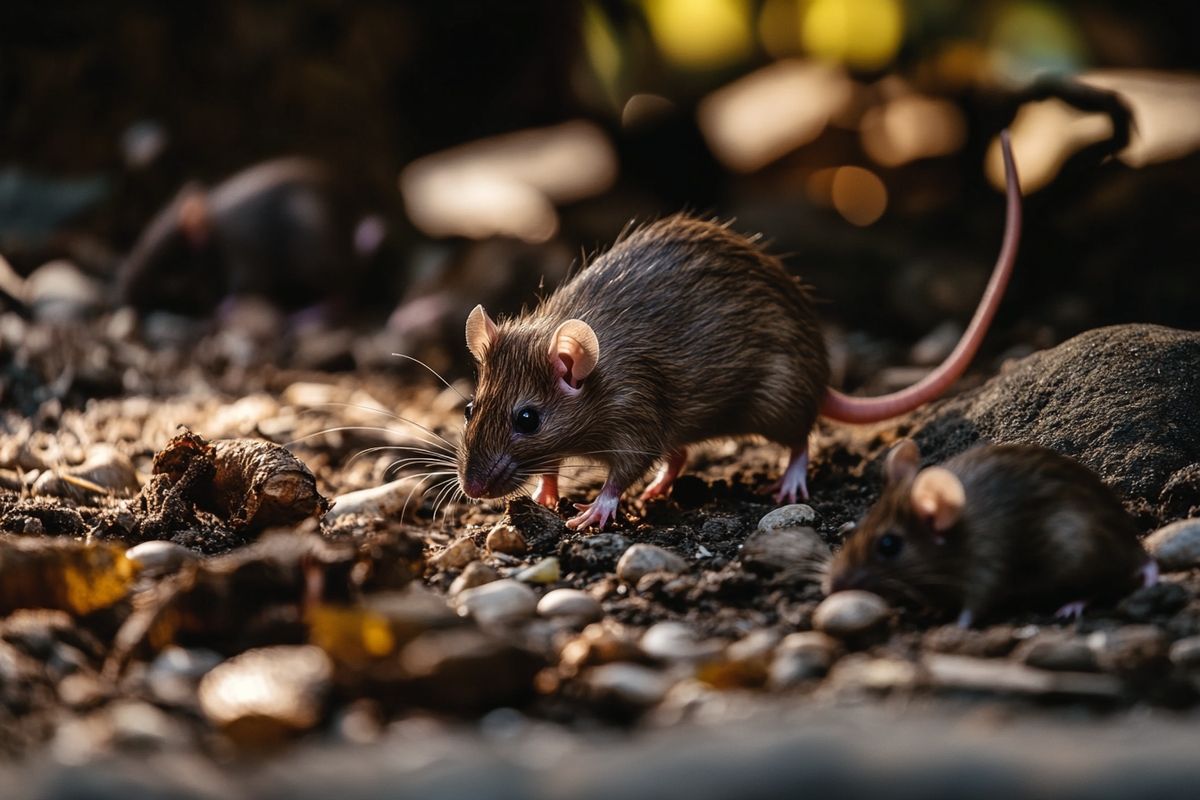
top-left (458, 215), bottom-right (830, 497)
top-left (826, 443), bottom-right (1150, 621)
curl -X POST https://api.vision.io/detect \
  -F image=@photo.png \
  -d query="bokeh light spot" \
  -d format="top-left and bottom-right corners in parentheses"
top-left (643, 0), bottom-right (754, 70)
top-left (831, 166), bottom-right (888, 226)
top-left (801, 0), bottom-right (904, 71)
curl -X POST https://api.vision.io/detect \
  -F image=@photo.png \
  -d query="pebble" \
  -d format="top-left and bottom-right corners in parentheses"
top-left (25, 260), bottom-right (103, 322)
top-left (198, 646), bottom-right (333, 743)
top-left (486, 523), bottom-right (528, 555)
top-left (1144, 519), bottom-right (1200, 571)
top-left (1016, 636), bottom-right (1098, 672)
top-left (813, 591), bottom-right (890, 638)
top-left (449, 561), bottom-right (499, 595)
top-left (923, 653), bottom-right (1121, 698)
top-left (125, 541), bottom-right (200, 577)
top-left (726, 629), bottom-right (782, 663)
top-left (324, 476), bottom-right (426, 522)
top-left (430, 537), bottom-right (479, 571)
top-left (740, 526), bottom-right (829, 573)
top-left (455, 579), bottom-right (538, 626)
top-left (586, 663), bottom-right (672, 707)
top-left (107, 700), bottom-right (193, 751)
top-left (559, 622), bottom-right (644, 669)
top-left (515, 557), bottom-right (561, 585)
top-left (758, 504), bottom-right (818, 530)
top-left (827, 655), bottom-right (919, 693)
top-left (537, 588), bottom-right (603, 622)
top-left (146, 647), bottom-right (224, 707)
top-left (1088, 626), bottom-right (1170, 673)
top-left (769, 631), bottom-right (839, 688)
top-left (640, 622), bottom-right (724, 662)
top-left (616, 543), bottom-right (687, 584)
top-left (1168, 636), bottom-right (1200, 669)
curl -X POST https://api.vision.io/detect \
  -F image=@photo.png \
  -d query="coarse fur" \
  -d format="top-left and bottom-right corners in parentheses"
top-left (825, 441), bottom-right (1152, 623)
top-left (458, 215), bottom-right (829, 502)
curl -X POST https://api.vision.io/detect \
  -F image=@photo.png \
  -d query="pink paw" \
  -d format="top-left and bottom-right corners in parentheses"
top-left (566, 490), bottom-right (620, 531)
top-left (639, 477), bottom-right (672, 501)
top-left (1054, 600), bottom-right (1087, 620)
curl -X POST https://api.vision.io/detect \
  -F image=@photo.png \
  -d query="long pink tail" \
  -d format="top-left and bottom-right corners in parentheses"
top-left (821, 129), bottom-right (1022, 424)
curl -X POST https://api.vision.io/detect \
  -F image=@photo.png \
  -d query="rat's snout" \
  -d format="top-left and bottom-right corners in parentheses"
top-left (460, 453), bottom-right (517, 499)
top-left (824, 565), bottom-right (868, 596)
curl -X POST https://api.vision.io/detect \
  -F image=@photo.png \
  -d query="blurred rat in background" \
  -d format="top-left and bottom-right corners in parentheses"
top-left (824, 439), bottom-right (1158, 627)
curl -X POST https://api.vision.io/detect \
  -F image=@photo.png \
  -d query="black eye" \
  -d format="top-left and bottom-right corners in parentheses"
top-left (513, 406), bottom-right (540, 434)
top-left (464, 401), bottom-right (474, 422)
top-left (876, 532), bottom-right (904, 559)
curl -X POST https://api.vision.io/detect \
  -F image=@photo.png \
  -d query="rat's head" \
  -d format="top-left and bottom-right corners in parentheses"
top-left (824, 439), bottom-right (968, 603)
top-left (457, 304), bottom-right (600, 499)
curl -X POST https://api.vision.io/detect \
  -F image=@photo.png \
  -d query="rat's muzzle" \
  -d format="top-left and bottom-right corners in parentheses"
top-left (460, 454), bottom-right (518, 499)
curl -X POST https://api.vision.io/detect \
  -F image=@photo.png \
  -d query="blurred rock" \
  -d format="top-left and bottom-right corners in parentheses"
top-left (399, 628), bottom-right (543, 713)
top-left (146, 646), bottom-right (223, 707)
top-left (1169, 636), bottom-right (1200, 669)
top-left (814, 591), bottom-right (890, 639)
top-left (430, 537), bottom-right (478, 571)
top-left (515, 557), bottom-right (561, 585)
top-left (616, 544), bottom-right (687, 584)
top-left (769, 631), bottom-right (839, 688)
top-left (25, 261), bottom-right (104, 322)
top-left (922, 654), bottom-right (1121, 699)
top-left (537, 589), bottom-right (602, 623)
top-left (1144, 519), bottom-right (1200, 572)
top-left (449, 562), bottom-right (499, 595)
top-left (585, 663), bottom-right (671, 708)
top-left (486, 523), bottom-right (528, 555)
top-left (758, 505), bottom-right (817, 530)
top-left (125, 541), bottom-right (200, 578)
top-left (560, 622), bottom-right (644, 671)
top-left (455, 580), bottom-right (537, 626)
top-left (641, 622), bottom-right (724, 662)
top-left (1014, 636), bottom-right (1099, 672)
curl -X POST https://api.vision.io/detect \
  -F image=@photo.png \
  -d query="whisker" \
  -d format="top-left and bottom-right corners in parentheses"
top-left (285, 423), bottom-right (454, 455)
top-left (347, 445), bottom-right (455, 470)
top-left (299, 403), bottom-right (458, 451)
top-left (391, 353), bottom-right (468, 402)
top-left (401, 471), bottom-right (457, 520)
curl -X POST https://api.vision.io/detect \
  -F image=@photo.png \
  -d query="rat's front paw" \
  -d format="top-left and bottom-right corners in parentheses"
top-left (566, 488), bottom-right (620, 531)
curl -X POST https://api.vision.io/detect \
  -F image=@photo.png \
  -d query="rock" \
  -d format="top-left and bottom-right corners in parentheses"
top-left (1015, 636), bottom-right (1099, 672)
top-left (515, 557), bottom-right (561, 585)
top-left (198, 646), bottom-right (333, 745)
top-left (769, 631), bottom-right (839, 688)
top-left (1144, 519), bottom-right (1200, 572)
top-left (1088, 625), bottom-right (1170, 674)
top-left (827, 655), bottom-right (919, 693)
top-left (1118, 580), bottom-right (1190, 621)
top-left (559, 622), bottom-right (644, 670)
top-left (537, 588), bottom-right (602, 622)
top-left (641, 622), bottom-right (724, 662)
top-left (125, 541), bottom-right (200, 577)
top-left (430, 537), bottom-right (478, 571)
top-left (485, 523), bottom-right (527, 555)
top-left (455, 579), bottom-right (537, 626)
top-left (898, 325), bottom-right (1200, 521)
top-left (146, 647), bottom-right (224, 707)
top-left (559, 533), bottom-right (629, 573)
top-left (25, 260), bottom-right (103, 321)
top-left (399, 628), bottom-right (543, 712)
top-left (740, 526), bottom-right (829, 574)
top-left (758, 504), bottom-right (818, 530)
top-left (726, 629), bottom-right (782, 663)
top-left (57, 672), bottom-right (108, 710)
top-left (616, 544), bottom-right (687, 584)
top-left (813, 591), bottom-right (890, 638)
top-left (325, 476), bottom-right (426, 522)
top-left (107, 700), bottom-right (193, 751)
top-left (586, 663), bottom-right (671, 707)
top-left (922, 653), bottom-right (1121, 698)
top-left (449, 562), bottom-right (499, 595)
top-left (1169, 636), bottom-right (1200, 669)
top-left (32, 446), bottom-right (141, 502)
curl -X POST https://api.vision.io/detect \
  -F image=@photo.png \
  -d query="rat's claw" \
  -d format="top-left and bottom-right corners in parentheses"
top-left (566, 486), bottom-right (621, 531)
top-left (773, 447), bottom-right (810, 504)
top-left (1054, 600), bottom-right (1087, 620)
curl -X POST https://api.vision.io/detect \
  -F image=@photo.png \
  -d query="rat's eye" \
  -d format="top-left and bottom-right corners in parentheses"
top-left (464, 401), bottom-right (474, 422)
top-left (875, 532), bottom-right (904, 559)
top-left (513, 406), bottom-right (540, 434)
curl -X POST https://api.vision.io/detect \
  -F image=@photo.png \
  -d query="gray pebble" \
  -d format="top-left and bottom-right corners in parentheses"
top-left (537, 588), bottom-right (603, 622)
top-left (1144, 519), bottom-right (1200, 572)
top-left (430, 537), bottom-right (478, 571)
top-left (758, 504), bottom-right (818, 530)
top-left (1169, 636), bottom-right (1200, 669)
top-left (768, 631), bottom-right (839, 688)
top-left (449, 561), bottom-right (499, 595)
top-left (455, 579), bottom-right (538, 626)
top-left (586, 663), bottom-right (671, 707)
top-left (126, 541), bottom-right (200, 577)
top-left (813, 591), bottom-right (890, 638)
top-left (616, 543), bottom-right (687, 584)
top-left (640, 622), bottom-right (724, 662)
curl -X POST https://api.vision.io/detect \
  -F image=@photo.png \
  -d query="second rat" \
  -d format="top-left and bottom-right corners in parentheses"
top-left (458, 133), bottom-right (1022, 530)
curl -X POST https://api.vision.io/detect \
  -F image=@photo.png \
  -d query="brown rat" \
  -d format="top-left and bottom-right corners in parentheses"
top-left (458, 132), bottom-right (1022, 530)
top-left (824, 439), bottom-right (1158, 626)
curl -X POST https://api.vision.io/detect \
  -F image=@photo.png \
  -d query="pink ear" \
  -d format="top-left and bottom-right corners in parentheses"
top-left (549, 319), bottom-right (599, 393)
top-left (466, 305), bottom-right (498, 362)
top-left (911, 467), bottom-right (965, 532)
top-left (884, 438), bottom-right (921, 485)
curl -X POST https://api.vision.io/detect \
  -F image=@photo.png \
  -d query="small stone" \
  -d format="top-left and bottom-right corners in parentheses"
top-left (430, 537), bottom-right (478, 571)
top-left (146, 647), bottom-right (224, 707)
top-left (813, 591), bottom-right (890, 638)
top-left (641, 622), bottom-right (724, 662)
top-left (586, 663), bottom-right (671, 707)
top-left (1088, 625), bottom-right (1170, 673)
top-left (126, 541), bottom-right (200, 577)
top-left (1015, 636), bottom-right (1098, 672)
top-left (537, 588), bottom-right (602, 622)
top-left (740, 526), bottom-right (830, 574)
top-left (198, 646), bottom-right (332, 744)
top-left (1168, 636), bottom-right (1200, 669)
top-left (768, 631), bottom-right (839, 688)
top-left (455, 579), bottom-right (537, 626)
top-left (26, 260), bottom-right (103, 322)
top-left (726, 629), bottom-right (782, 663)
top-left (108, 700), bottom-right (192, 751)
top-left (1144, 519), bottom-right (1200, 572)
top-left (58, 672), bottom-right (107, 709)
top-left (514, 557), bottom-right (560, 585)
top-left (616, 543), bottom-right (687, 584)
top-left (449, 561), bottom-right (499, 595)
top-left (923, 653), bottom-right (1120, 698)
top-left (559, 622), bottom-right (643, 669)
top-left (485, 523), bottom-right (527, 555)
top-left (758, 504), bottom-right (818, 530)
top-left (827, 655), bottom-right (918, 693)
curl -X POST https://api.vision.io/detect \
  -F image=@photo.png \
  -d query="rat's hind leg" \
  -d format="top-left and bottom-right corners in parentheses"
top-left (772, 445), bottom-right (810, 504)
top-left (533, 470), bottom-right (559, 508)
top-left (640, 448), bottom-right (687, 500)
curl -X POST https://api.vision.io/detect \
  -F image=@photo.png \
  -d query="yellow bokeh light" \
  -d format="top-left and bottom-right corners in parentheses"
top-left (643, 0), bottom-right (755, 70)
top-left (801, 0), bottom-right (904, 71)
top-left (831, 166), bottom-right (888, 226)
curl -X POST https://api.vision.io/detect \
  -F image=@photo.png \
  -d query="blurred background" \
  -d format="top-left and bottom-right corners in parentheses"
top-left (1, 0), bottom-right (1198, 410)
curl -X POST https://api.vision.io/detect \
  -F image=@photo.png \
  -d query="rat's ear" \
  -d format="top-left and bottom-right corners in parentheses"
top-left (466, 305), bottom-right (498, 362)
top-left (911, 467), bottom-right (965, 532)
top-left (549, 319), bottom-right (599, 393)
top-left (884, 438), bottom-right (921, 485)
top-left (177, 187), bottom-right (211, 247)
